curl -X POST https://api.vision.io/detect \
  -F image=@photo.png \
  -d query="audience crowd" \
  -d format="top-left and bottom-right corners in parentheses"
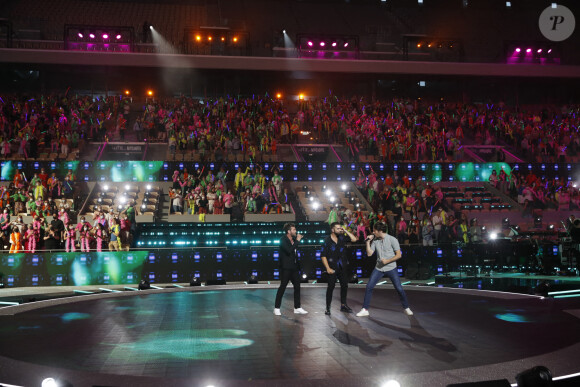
top-left (2, 92), bottom-right (578, 165)
top-left (0, 168), bottom-right (137, 253)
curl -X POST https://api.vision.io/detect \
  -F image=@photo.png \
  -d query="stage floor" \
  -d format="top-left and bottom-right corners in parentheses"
top-left (0, 284), bottom-right (580, 387)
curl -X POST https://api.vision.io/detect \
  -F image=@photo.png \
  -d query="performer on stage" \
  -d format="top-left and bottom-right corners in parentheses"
top-left (356, 221), bottom-right (413, 317)
top-left (321, 222), bottom-right (358, 315)
top-left (274, 223), bottom-right (308, 316)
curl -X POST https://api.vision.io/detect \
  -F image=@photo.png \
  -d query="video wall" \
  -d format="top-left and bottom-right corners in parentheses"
top-left (0, 243), bottom-right (557, 287)
top-left (2, 160), bottom-right (569, 184)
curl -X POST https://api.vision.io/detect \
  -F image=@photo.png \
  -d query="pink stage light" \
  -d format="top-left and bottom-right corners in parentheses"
top-left (320, 41), bottom-right (325, 47)
top-left (537, 48), bottom-right (542, 53)
top-left (547, 49), bottom-right (552, 53)
top-left (77, 33), bottom-right (84, 38)
top-left (331, 42), bottom-right (337, 47)
top-left (307, 41), bottom-right (313, 47)
top-left (344, 42), bottom-right (349, 48)
top-left (89, 33), bottom-right (95, 39)
top-left (116, 34), bottom-right (122, 40)
top-left (526, 48), bottom-right (532, 53)
top-left (515, 48), bottom-right (521, 53)
top-left (102, 34), bottom-right (109, 39)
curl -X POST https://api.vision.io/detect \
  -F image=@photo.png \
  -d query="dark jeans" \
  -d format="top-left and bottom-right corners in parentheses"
top-left (275, 269), bottom-right (301, 309)
top-left (326, 265), bottom-right (349, 308)
top-left (363, 267), bottom-right (409, 310)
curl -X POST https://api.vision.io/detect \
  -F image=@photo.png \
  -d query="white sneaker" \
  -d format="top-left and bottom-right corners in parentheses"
top-left (404, 308), bottom-right (414, 316)
top-left (274, 308), bottom-right (281, 316)
top-left (356, 308), bottom-right (369, 317)
top-left (294, 308), bottom-right (308, 314)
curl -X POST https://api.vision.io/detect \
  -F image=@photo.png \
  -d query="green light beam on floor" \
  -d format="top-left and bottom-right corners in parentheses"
top-left (548, 289), bottom-right (580, 295)
top-left (553, 294), bottom-right (580, 299)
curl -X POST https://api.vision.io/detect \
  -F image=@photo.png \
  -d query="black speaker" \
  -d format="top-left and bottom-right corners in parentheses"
top-left (447, 379), bottom-right (511, 387)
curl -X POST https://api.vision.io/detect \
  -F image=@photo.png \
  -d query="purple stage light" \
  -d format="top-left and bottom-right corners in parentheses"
top-left (344, 42), bottom-right (349, 48)
top-left (537, 48), bottom-right (542, 53)
top-left (526, 48), bottom-right (532, 53)
top-left (547, 49), bottom-right (552, 53)
top-left (320, 41), bottom-right (325, 47)
top-left (515, 47), bottom-right (521, 53)
top-left (103, 34), bottom-right (109, 39)
top-left (89, 33), bottom-right (95, 39)
top-left (116, 34), bottom-right (122, 40)
top-left (78, 33), bottom-right (84, 38)
top-left (331, 42), bottom-right (337, 47)
top-left (307, 41), bottom-right (313, 47)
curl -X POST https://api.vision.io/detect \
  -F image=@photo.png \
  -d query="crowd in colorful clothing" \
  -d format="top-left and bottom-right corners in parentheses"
top-left (1, 168), bottom-right (137, 253)
top-left (168, 164), bottom-right (292, 219)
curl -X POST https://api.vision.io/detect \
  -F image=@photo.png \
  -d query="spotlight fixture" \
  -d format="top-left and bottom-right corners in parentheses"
top-left (307, 41), bottom-right (313, 47)
top-left (146, 184), bottom-right (152, 191)
top-left (77, 32), bottom-right (84, 38)
top-left (331, 41), bottom-right (337, 47)
top-left (117, 205), bottom-right (123, 211)
top-left (282, 29), bottom-right (286, 34)
top-left (537, 48), bottom-right (542, 53)
top-left (302, 185), bottom-right (308, 191)
top-left (489, 232), bottom-right (497, 240)
top-left (138, 279), bottom-right (151, 290)
top-left (300, 273), bottom-right (309, 283)
top-left (147, 90), bottom-right (154, 96)
top-left (248, 275), bottom-right (258, 284)
top-left (341, 184), bottom-right (347, 191)
top-left (232, 36), bottom-right (238, 42)
top-left (516, 366), bottom-right (552, 386)
top-left (103, 185), bottom-right (109, 191)
top-left (89, 33), bottom-right (95, 39)
top-left (41, 378), bottom-right (59, 387)
top-left (343, 42), bottom-right (349, 47)
top-left (526, 48), bottom-right (532, 53)
top-left (515, 47), bottom-right (521, 53)
top-left (102, 33), bottom-right (109, 39)
top-left (124, 90), bottom-right (130, 95)
top-left (116, 34), bottom-right (122, 40)
top-left (190, 277), bottom-right (201, 286)
top-left (125, 184), bottom-right (130, 190)
top-left (319, 41), bottom-right (325, 47)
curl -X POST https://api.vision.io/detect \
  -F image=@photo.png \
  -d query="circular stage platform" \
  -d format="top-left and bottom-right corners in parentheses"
top-left (0, 285), bottom-right (580, 387)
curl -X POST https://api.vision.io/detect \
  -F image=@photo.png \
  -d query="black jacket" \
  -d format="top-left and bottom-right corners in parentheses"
top-left (279, 235), bottom-right (300, 270)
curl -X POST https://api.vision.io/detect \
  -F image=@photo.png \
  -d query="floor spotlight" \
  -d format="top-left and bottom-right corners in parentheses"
top-left (349, 274), bottom-right (359, 284)
top-left (138, 279), bottom-right (151, 290)
top-left (502, 218), bottom-right (510, 229)
top-left (515, 365), bottom-right (552, 387)
top-left (248, 275), bottom-right (258, 284)
top-left (190, 277), bottom-right (201, 286)
top-left (300, 273), bottom-right (309, 283)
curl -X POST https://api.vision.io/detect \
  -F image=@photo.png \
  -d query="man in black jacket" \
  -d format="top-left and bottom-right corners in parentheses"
top-left (274, 223), bottom-right (308, 315)
top-left (321, 222), bottom-right (358, 315)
